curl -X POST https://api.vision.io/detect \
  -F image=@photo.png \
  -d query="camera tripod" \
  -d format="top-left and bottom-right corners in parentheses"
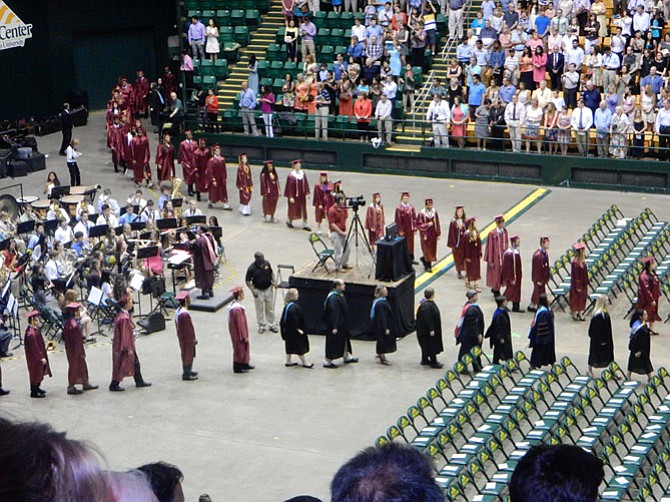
top-left (343, 205), bottom-right (376, 276)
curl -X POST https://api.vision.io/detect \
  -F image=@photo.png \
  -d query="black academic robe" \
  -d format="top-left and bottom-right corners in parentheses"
top-left (587, 312), bottom-right (614, 368)
top-left (628, 322), bottom-right (653, 375)
top-left (416, 300), bottom-right (443, 361)
top-left (372, 298), bottom-right (397, 355)
top-left (528, 307), bottom-right (556, 368)
top-left (280, 302), bottom-right (310, 356)
top-left (323, 290), bottom-right (352, 360)
top-left (457, 304), bottom-right (485, 366)
top-left (485, 307), bottom-right (513, 364)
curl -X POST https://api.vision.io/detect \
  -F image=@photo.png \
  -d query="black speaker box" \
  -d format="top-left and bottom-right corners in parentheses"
top-left (137, 311), bottom-right (166, 334)
top-left (27, 153), bottom-right (46, 172)
top-left (10, 159), bottom-right (28, 177)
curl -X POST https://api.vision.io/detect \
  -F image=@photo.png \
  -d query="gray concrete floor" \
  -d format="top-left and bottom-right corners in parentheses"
top-left (1, 113), bottom-right (670, 501)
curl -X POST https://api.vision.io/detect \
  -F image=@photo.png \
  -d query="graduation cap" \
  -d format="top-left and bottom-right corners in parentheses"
top-left (175, 291), bottom-right (189, 301)
top-left (263, 160), bottom-right (273, 165)
top-left (400, 192), bottom-right (410, 199)
top-left (643, 256), bottom-right (655, 264)
top-left (184, 129), bottom-right (192, 134)
top-left (425, 198), bottom-right (433, 205)
top-left (27, 310), bottom-right (40, 319)
top-left (319, 171), bottom-right (328, 177)
top-left (455, 205), bottom-right (464, 210)
top-left (511, 234), bottom-right (520, 242)
top-left (465, 217), bottom-right (476, 226)
top-left (292, 159), bottom-right (302, 166)
top-left (573, 242), bottom-right (586, 251)
top-left (238, 153), bottom-right (247, 162)
top-left (466, 289), bottom-right (478, 299)
top-left (230, 285), bottom-right (244, 295)
top-left (540, 236), bottom-right (550, 243)
top-left (495, 214), bottom-right (505, 223)
top-left (118, 294), bottom-right (130, 306)
top-left (66, 302), bottom-right (81, 310)
top-left (212, 144), bottom-right (221, 151)
top-left (372, 192), bottom-right (381, 198)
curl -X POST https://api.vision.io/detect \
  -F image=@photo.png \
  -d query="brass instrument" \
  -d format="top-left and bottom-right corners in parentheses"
top-left (171, 177), bottom-right (183, 218)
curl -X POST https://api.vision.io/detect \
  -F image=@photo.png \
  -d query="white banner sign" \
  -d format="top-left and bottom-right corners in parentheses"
top-left (0, 1), bottom-right (32, 51)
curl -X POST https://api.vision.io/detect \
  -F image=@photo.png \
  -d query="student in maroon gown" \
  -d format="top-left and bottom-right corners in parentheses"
top-left (205, 144), bottom-right (230, 210)
top-left (179, 130), bottom-right (198, 196)
top-left (636, 256), bottom-right (661, 335)
top-left (107, 116), bottom-right (126, 173)
top-left (129, 128), bottom-right (152, 188)
top-left (416, 198), bottom-right (441, 273)
top-left (134, 70), bottom-right (150, 117)
top-left (447, 205), bottom-right (467, 279)
top-left (394, 192), bottom-right (417, 260)
top-left (182, 225), bottom-right (218, 299)
top-left (313, 171), bottom-right (334, 234)
top-left (464, 217), bottom-right (482, 291)
top-left (484, 214), bottom-right (509, 296)
top-left (260, 160), bottom-right (281, 222)
top-left (25, 310), bottom-right (51, 398)
top-left (192, 138), bottom-right (210, 202)
top-left (228, 286), bottom-right (253, 374)
top-left (175, 291), bottom-right (198, 381)
top-left (284, 159), bottom-right (311, 230)
top-left (364, 192), bottom-right (385, 247)
top-left (110, 295), bottom-right (151, 392)
top-left (236, 153), bottom-right (253, 216)
top-left (501, 235), bottom-right (524, 313)
top-left (155, 133), bottom-right (175, 182)
top-left (529, 237), bottom-right (550, 312)
top-left (63, 303), bottom-right (98, 395)
top-left (570, 242), bottom-right (589, 321)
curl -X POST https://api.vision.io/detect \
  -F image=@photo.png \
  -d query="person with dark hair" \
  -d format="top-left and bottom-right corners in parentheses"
top-left (228, 285), bottom-right (253, 374)
top-left (509, 444), bottom-right (604, 502)
top-left (245, 251), bottom-right (277, 334)
top-left (529, 237), bottom-right (550, 312)
top-left (636, 256), bottom-right (661, 335)
top-left (109, 295), bottom-right (151, 391)
top-left (260, 160), bottom-right (281, 223)
top-left (528, 294), bottom-right (556, 369)
top-left (570, 242), bottom-right (589, 321)
top-left (63, 303), bottom-right (98, 395)
top-left (416, 287), bottom-right (444, 368)
top-left (280, 288), bottom-right (312, 368)
top-left (485, 295), bottom-right (513, 364)
top-left (331, 442), bottom-right (444, 502)
top-left (59, 102), bottom-right (73, 156)
top-left (501, 234), bottom-right (524, 312)
top-left (136, 461), bottom-right (185, 502)
top-left (174, 291), bottom-right (198, 381)
top-left (24, 310), bottom-right (51, 398)
top-left (0, 418), bottom-right (107, 501)
top-left (371, 284), bottom-right (396, 366)
top-left (323, 279), bottom-right (357, 368)
top-left (627, 308), bottom-right (653, 381)
top-left (456, 289), bottom-right (485, 373)
top-left (180, 225), bottom-right (218, 299)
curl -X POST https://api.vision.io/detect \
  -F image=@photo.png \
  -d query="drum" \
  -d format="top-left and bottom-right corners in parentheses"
top-left (61, 195), bottom-right (84, 217)
top-left (32, 199), bottom-right (51, 219)
top-left (17, 195), bottom-right (39, 213)
top-left (69, 186), bottom-right (88, 195)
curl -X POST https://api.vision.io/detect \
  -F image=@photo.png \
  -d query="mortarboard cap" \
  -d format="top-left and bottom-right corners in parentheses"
top-left (175, 291), bottom-right (189, 301)
top-left (27, 310), bottom-right (40, 319)
top-left (495, 214), bottom-right (505, 223)
top-left (66, 302), bottom-right (81, 309)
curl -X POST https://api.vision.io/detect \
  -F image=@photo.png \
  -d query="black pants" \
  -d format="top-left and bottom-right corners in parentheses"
top-left (133, 353), bottom-right (146, 385)
top-left (457, 339), bottom-right (482, 373)
top-left (67, 161), bottom-right (81, 186)
top-left (564, 88), bottom-right (577, 110)
top-left (60, 128), bottom-right (72, 155)
top-left (357, 121), bottom-right (369, 140)
top-left (659, 131), bottom-right (670, 161)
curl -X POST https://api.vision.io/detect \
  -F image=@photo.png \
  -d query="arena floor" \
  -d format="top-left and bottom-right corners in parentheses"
top-left (1, 113), bottom-right (669, 501)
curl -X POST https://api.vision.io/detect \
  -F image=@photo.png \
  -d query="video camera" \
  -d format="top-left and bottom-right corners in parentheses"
top-left (346, 195), bottom-right (366, 211)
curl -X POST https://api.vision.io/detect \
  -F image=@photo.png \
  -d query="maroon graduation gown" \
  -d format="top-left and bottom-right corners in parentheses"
top-left (63, 318), bottom-right (89, 386)
top-left (501, 248), bottom-right (522, 303)
top-left (228, 302), bottom-right (250, 364)
top-left (365, 204), bottom-right (385, 244)
top-left (416, 209), bottom-right (441, 262)
top-left (135, 76), bottom-right (150, 114)
top-left (190, 233), bottom-right (217, 292)
top-left (178, 139), bottom-right (198, 184)
top-left (484, 228), bottom-right (509, 290)
top-left (284, 172), bottom-right (310, 220)
top-left (156, 143), bottom-right (176, 182)
top-left (464, 231), bottom-right (482, 281)
top-left (193, 147), bottom-right (211, 193)
top-left (447, 218), bottom-right (467, 273)
top-left (569, 259), bottom-right (589, 312)
top-left (108, 124), bottom-right (126, 167)
top-left (206, 155), bottom-right (228, 203)
top-left (175, 307), bottom-right (196, 366)
top-left (394, 203), bottom-right (417, 256)
top-left (260, 170), bottom-right (281, 217)
top-left (531, 248), bottom-right (550, 305)
top-left (112, 310), bottom-right (135, 382)
top-left (637, 270), bottom-right (661, 322)
top-left (236, 165), bottom-right (253, 205)
top-left (25, 326), bottom-right (51, 386)
top-left (129, 135), bottom-right (151, 183)
top-left (313, 183), bottom-right (334, 223)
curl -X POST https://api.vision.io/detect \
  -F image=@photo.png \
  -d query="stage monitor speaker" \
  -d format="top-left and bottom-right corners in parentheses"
top-left (137, 311), bottom-right (165, 334)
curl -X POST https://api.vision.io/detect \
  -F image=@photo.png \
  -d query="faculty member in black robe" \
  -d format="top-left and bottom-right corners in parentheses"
top-left (280, 288), bottom-right (313, 368)
top-left (528, 294), bottom-right (556, 369)
top-left (371, 285), bottom-right (396, 366)
top-left (457, 289), bottom-right (485, 373)
top-left (587, 294), bottom-right (615, 378)
top-left (627, 309), bottom-right (653, 381)
top-left (416, 287), bottom-right (444, 369)
top-left (323, 279), bottom-right (358, 368)
top-left (485, 295), bottom-right (513, 364)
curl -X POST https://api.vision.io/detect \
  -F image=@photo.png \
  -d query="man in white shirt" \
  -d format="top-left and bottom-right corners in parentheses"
top-left (96, 204), bottom-right (119, 229)
top-left (54, 218), bottom-right (74, 245)
top-left (504, 94), bottom-right (526, 152)
top-left (45, 250), bottom-right (61, 281)
top-left (426, 94), bottom-right (451, 148)
top-left (632, 5), bottom-right (650, 33)
top-left (655, 99), bottom-right (670, 160)
top-left (97, 188), bottom-right (120, 216)
top-left (351, 18), bottom-right (367, 42)
top-left (73, 211), bottom-right (93, 241)
top-left (565, 39), bottom-right (585, 73)
top-left (375, 93), bottom-right (394, 145)
top-left (571, 99), bottom-right (594, 156)
top-left (182, 200), bottom-right (203, 218)
top-left (601, 47), bottom-right (620, 89)
top-left (127, 189), bottom-right (148, 210)
top-left (382, 75), bottom-right (398, 101)
top-left (46, 202), bottom-right (69, 222)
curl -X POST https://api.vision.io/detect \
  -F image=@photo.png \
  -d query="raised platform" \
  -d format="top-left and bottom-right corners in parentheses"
top-left (188, 290), bottom-right (233, 313)
top-left (289, 263), bottom-right (416, 340)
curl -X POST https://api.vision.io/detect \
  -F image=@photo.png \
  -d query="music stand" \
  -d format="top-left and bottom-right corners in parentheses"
top-left (44, 219), bottom-right (58, 234)
top-left (139, 231), bottom-right (153, 240)
top-left (170, 198), bottom-right (183, 209)
top-left (130, 221), bottom-right (147, 231)
top-left (119, 205), bottom-right (140, 216)
top-left (17, 220), bottom-right (35, 234)
top-left (185, 215), bottom-right (206, 225)
top-left (176, 227), bottom-right (196, 241)
top-left (89, 224), bottom-right (109, 238)
top-left (137, 246), bottom-right (159, 259)
top-left (0, 239), bottom-right (9, 251)
top-left (114, 225), bottom-right (124, 236)
top-left (50, 185), bottom-right (71, 199)
top-left (156, 218), bottom-right (178, 230)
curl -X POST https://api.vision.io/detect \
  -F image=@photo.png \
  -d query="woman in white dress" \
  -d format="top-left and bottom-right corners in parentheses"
top-left (206, 19), bottom-right (220, 62)
top-left (609, 105), bottom-right (631, 159)
top-left (524, 98), bottom-right (544, 154)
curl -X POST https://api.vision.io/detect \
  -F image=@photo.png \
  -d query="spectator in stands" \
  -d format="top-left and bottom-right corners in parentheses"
top-left (583, 80), bottom-right (601, 115)
top-left (467, 73), bottom-right (487, 120)
top-left (400, 64), bottom-right (415, 113)
top-left (654, 99), bottom-right (670, 160)
top-left (299, 16), bottom-right (317, 61)
top-left (354, 92), bottom-right (373, 141)
top-left (509, 444), bottom-right (604, 502)
top-left (314, 82), bottom-right (330, 141)
top-left (347, 35), bottom-right (364, 65)
top-left (238, 82), bottom-right (259, 136)
top-left (450, 96), bottom-right (469, 148)
top-left (505, 93), bottom-right (526, 152)
top-left (409, 20), bottom-right (426, 67)
top-left (205, 89), bottom-right (218, 132)
top-left (136, 462), bottom-right (185, 502)
top-left (561, 63), bottom-right (580, 109)
top-left (205, 19), bottom-right (219, 62)
top-left (331, 443), bottom-right (443, 502)
top-left (188, 16), bottom-right (206, 60)
top-left (427, 93), bottom-right (451, 147)
top-left (375, 93), bottom-right (393, 145)
top-left (641, 66), bottom-right (663, 94)
top-left (449, 0), bottom-right (466, 39)
top-left (594, 100), bottom-right (612, 157)
top-left (474, 98), bottom-right (491, 150)
top-left (572, 99), bottom-right (594, 156)
top-left (524, 98), bottom-right (544, 153)
top-left (259, 85), bottom-right (275, 138)
top-left (366, 36), bottom-right (384, 62)
top-left (456, 36), bottom-right (472, 64)
top-left (284, 18), bottom-right (299, 62)
top-left (610, 105), bottom-right (631, 158)
top-left (428, 77), bottom-right (446, 98)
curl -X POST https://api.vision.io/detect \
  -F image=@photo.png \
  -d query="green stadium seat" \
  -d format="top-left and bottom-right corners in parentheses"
top-left (192, 75), bottom-right (203, 86)
top-left (233, 26), bottom-right (250, 46)
top-left (318, 46), bottom-right (334, 64)
top-left (353, 12), bottom-right (365, 22)
top-left (260, 77), bottom-right (273, 93)
top-left (221, 42), bottom-right (240, 63)
top-left (326, 12), bottom-right (341, 29)
top-left (344, 29), bottom-right (352, 40)
top-left (245, 9), bottom-right (260, 27)
top-left (214, 59), bottom-right (229, 78)
top-left (313, 11), bottom-right (327, 29)
top-left (199, 60), bottom-right (214, 76)
top-left (219, 26), bottom-right (234, 43)
top-left (331, 28), bottom-right (345, 47)
top-left (266, 43), bottom-right (281, 62)
top-left (201, 10), bottom-right (216, 20)
top-left (412, 66), bottom-right (423, 86)
top-left (215, 10), bottom-right (230, 26)
top-left (272, 78), bottom-right (284, 95)
top-left (436, 14), bottom-right (447, 35)
top-left (256, 60), bottom-right (269, 78)
top-left (268, 60), bottom-right (284, 79)
top-left (316, 28), bottom-right (331, 46)
top-left (335, 46), bottom-right (347, 57)
top-left (202, 75), bottom-right (216, 87)
top-left (185, 0), bottom-right (200, 9)
top-left (230, 10), bottom-right (245, 26)
top-left (340, 12), bottom-right (354, 25)
top-left (186, 10), bottom-right (201, 19)
top-left (276, 26), bottom-right (286, 45)
top-left (284, 61), bottom-right (298, 74)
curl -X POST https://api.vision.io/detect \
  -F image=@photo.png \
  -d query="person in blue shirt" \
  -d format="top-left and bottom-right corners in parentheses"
top-left (347, 36), bottom-right (364, 64)
top-left (158, 186), bottom-right (171, 210)
top-left (582, 81), bottom-right (602, 115)
top-left (456, 37), bottom-right (472, 63)
top-left (534, 10), bottom-right (551, 37)
top-left (333, 53), bottom-right (348, 81)
top-left (468, 74), bottom-right (487, 119)
top-left (70, 232), bottom-right (85, 257)
top-left (593, 101), bottom-right (612, 158)
top-left (499, 77), bottom-right (517, 103)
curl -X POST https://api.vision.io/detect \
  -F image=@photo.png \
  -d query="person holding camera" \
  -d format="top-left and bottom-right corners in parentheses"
top-left (327, 194), bottom-right (351, 272)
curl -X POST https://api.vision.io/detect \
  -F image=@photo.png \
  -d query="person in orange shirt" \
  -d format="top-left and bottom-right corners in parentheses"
top-left (205, 88), bottom-right (219, 132)
top-left (354, 92), bottom-right (372, 142)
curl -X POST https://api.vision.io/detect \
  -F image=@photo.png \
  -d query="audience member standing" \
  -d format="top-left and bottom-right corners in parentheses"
top-left (228, 286), bottom-right (254, 374)
top-left (300, 17), bottom-right (317, 61)
top-left (188, 16), bottom-right (206, 60)
top-left (426, 93), bottom-right (451, 148)
top-left (587, 295), bottom-right (615, 378)
top-left (205, 18), bottom-right (220, 61)
top-left (65, 138), bottom-right (82, 186)
top-left (59, 102), bottom-right (73, 156)
top-left (238, 82), bottom-right (259, 136)
top-left (323, 279), bottom-right (358, 368)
